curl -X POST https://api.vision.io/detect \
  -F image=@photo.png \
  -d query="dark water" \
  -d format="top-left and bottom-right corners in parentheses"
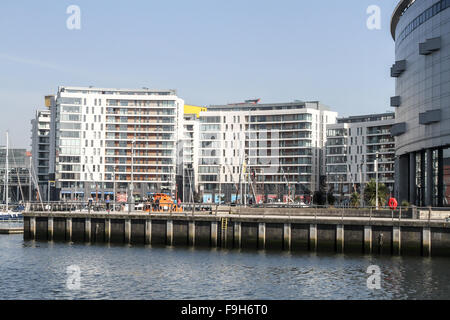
top-left (1, 234), bottom-right (450, 300)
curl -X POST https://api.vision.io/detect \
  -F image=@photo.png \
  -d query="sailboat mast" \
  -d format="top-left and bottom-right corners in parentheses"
top-left (29, 155), bottom-right (32, 203)
top-left (5, 131), bottom-right (8, 210)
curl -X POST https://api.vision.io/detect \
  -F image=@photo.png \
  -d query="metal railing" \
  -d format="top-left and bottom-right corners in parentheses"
top-left (22, 201), bottom-right (450, 223)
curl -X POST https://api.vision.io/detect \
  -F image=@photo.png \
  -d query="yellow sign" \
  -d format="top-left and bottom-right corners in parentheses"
top-left (184, 104), bottom-right (207, 118)
top-left (44, 95), bottom-right (53, 108)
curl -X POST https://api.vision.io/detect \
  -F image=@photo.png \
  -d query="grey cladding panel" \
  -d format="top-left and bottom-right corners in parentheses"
top-left (419, 37), bottom-right (441, 55)
top-left (419, 109), bottom-right (441, 125)
top-left (391, 96), bottom-right (401, 107)
top-left (391, 60), bottom-right (406, 77)
top-left (391, 122), bottom-right (406, 136)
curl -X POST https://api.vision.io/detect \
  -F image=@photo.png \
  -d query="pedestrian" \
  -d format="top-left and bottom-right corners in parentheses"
top-left (106, 195), bottom-right (110, 213)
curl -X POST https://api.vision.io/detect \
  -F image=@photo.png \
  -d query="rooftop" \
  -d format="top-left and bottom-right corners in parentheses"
top-left (337, 112), bottom-right (395, 124)
top-left (207, 100), bottom-right (332, 112)
top-left (391, 0), bottom-right (416, 40)
top-left (58, 86), bottom-right (177, 96)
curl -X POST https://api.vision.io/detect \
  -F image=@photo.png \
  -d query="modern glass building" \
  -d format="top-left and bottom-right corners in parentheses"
top-left (198, 101), bottom-right (337, 204)
top-left (326, 113), bottom-right (395, 204)
top-left (31, 106), bottom-right (51, 200)
top-left (49, 86), bottom-right (183, 201)
top-left (391, 0), bottom-right (450, 207)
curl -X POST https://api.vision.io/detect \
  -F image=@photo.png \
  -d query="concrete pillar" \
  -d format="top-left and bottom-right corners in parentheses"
top-left (409, 152), bottom-right (416, 205)
top-left (422, 227), bottom-right (431, 257)
top-left (426, 149), bottom-right (433, 206)
top-left (234, 222), bottom-right (241, 249)
top-left (30, 216), bottom-right (36, 240)
top-left (336, 224), bottom-right (344, 253)
top-left (125, 219), bottom-right (131, 244)
top-left (364, 225), bottom-right (372, 254)
top-left (105, 219), bottom-right (111, 243)
top-left (309, 224), bottom-right (317, 251)
top-left (283, 223), bottom-right (291, 251)
top-left (166, 220), bottom-right (173, 246)
top-left (393, 226), bottom-right (401, 255)
top-left (145, 220), bottom-right (152, 245)
top-left (258, 222), bottom-right (266, 250)
top-left (66, 218), bottom-right (72, 242)
top-left (48, 217), bottom-right (54, 241)
top-left (188, 221), bottom-right (195, 246)
top-left (211, 221), bottom-right (218, 247)
top-left (85, 218), bottom-right (91, 243)
top-left (397, 155), bottom-right (409, 204)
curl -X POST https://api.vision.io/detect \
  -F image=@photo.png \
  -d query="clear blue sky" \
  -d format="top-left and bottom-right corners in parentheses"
top-left (0, 0), bottom-right (399, 148)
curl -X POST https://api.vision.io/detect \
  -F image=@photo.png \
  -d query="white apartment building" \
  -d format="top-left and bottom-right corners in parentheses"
top-left (198, 100), bottom-right (337, 204)
top-left (326, 112), bottom-right (395, 204)
top-left (49, 86), bottom-right (183, 201)
top-left (30, 105), bottom-right (52, 200)
top-left (177, 108), bottom-right (202, 203)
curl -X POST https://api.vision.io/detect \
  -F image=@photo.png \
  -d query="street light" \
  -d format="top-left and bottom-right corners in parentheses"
top-left (359, 161), bottom-right (365, 208)
top-left (113, 165), bottom-right (117, 212)
top-left (375, 151), bottom-right (379, 210)
top-left (218, 163), bottom-right (222, 205)
top-left (128, 139), bottom-right (136, 213)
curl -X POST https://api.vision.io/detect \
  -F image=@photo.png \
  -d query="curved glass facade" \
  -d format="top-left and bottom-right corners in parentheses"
top-left (396, 0), bottom-right (450, 44)
top-left (392, 0), bottom-right (450, 207)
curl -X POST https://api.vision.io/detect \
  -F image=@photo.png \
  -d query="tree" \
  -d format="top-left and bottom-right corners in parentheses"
top-left (313, 191), bottom-right (326, 206)
top-left (364, 179), bottom-right (388, 207)
top-left (327, 193), bottom-right (336, 206)
top-left (350, 192), bottom-right (361, 207)
top-left (193, 191), bottom-right (201, 203)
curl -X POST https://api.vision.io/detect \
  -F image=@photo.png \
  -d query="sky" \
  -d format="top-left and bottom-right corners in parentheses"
top-left (0, 0), bottom-right (399, 148)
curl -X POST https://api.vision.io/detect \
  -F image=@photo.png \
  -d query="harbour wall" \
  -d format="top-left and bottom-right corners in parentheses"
top-left (23, 212), bottom-right (450, 257)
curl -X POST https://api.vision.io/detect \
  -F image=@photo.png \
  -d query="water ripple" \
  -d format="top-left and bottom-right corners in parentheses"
top-left (1, 235), bottom-right (450, 299)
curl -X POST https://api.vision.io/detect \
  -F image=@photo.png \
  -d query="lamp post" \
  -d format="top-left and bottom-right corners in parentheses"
top-left (375, 152), bottom-right (379, 210)
top-left (359, 162), bottom-right (364, 208)
top-left (113, 165), bottom-right (117, 212)
top-left (128, 140), bottom-right (136, 213)
top-left (218, 163), bottom-right (222, 205)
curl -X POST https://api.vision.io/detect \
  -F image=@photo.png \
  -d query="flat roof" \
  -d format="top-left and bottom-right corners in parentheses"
top-left (58, 86), bottom-right (177, 95)
top-left (337, 112), bottom-right (395, 124)
top-left (207, 101), bottom-right (332, 112)
top-left (391, 0), bottom-right (416, 40)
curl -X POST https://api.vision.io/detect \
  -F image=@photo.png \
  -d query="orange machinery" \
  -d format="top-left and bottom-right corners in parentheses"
top-left (145, 193), bottom-right (183, 213)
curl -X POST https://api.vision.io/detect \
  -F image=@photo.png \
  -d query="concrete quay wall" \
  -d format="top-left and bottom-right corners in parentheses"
top-left (23, 212), bottom-right (450, 257)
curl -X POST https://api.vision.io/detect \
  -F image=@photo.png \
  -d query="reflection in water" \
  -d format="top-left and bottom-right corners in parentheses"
top-left (0, 234), bottom-right (449, 300)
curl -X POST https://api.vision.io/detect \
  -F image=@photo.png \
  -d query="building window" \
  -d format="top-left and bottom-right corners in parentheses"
top-left (416, 152), bottom-right (424, 206)
top-left (443, 147), bottom-right (450, 206)
top-left (432, 149), bottom-right (439, 206)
